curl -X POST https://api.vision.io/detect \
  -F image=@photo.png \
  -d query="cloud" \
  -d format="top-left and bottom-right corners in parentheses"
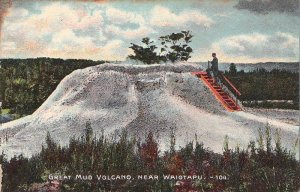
top-left (1, 2), bottom-right (108, 59)
top-left (51, 29), bottom-right (95, 50)
top-left (0, 0), bottom-right (12, 45)
top-left (105, 25), bottom-right (153, 39)
top-left (235, 0), bottom-right (299, 14)
top-left (105, 7), bottom-right (153, 39)
top-left (30, 3), bottom-right (103, 32)
top-left (3, 3), bottom-right (104, 38)
top-left (1, 1), bottom-right (298, 63)
top-left (215, 32), bottom-right (298, 58)
top-left (192, 32), bottom-right (299, 62)
top-left (98, 40), bottom-right (129, 60)
top-left (44, 38), bottom-right (126, 61)
top-left (1, 41), bottom-right (16, 51)
top-left (49, 30), bottom-right (117, 60)
top-left (106, 7), bottom-right (145, 25)
top-left (150, 5), bottom-right (214, 28)
top-left (1, 3), bottom-right (137, 60)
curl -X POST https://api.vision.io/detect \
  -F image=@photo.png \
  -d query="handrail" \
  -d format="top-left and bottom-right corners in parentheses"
top-left (200, 74), bottom-right (235, 112)
top-left (220, 73), bottom-right (241, 96)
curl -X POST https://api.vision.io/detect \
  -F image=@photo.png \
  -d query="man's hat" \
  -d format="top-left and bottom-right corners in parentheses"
top-left (212, 53), bottom-right (216, 56)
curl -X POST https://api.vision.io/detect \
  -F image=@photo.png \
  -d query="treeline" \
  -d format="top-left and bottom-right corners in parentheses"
top-left (0, 58), bottom-right (105, 115)
top-left (225, 67), bottom-right (299, 109)
top-left (1, 123), bottom-right (299, 191)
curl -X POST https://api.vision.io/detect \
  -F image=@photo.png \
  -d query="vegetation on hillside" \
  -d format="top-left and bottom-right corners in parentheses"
top-left (1, 123), bottom-right (299, 191)
top-left (225, 64), bottom-right (299, 110)
top-left (0, 58), bottom-right (105, 116)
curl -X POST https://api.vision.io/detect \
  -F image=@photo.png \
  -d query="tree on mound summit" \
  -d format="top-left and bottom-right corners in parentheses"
top-left (128, 37), bottom-right (160, 64)
top-left (128, 31), bottom-right (193, 64)
top-left (159, 31), bottom-right (193, 63)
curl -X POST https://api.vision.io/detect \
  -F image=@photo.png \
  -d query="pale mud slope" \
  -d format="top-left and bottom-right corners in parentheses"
top-left (0, 63), bottom-right (298, 158)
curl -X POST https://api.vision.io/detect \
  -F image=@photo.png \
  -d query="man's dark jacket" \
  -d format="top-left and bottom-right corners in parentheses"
top-left (211, 57), bottom-right (218, 71)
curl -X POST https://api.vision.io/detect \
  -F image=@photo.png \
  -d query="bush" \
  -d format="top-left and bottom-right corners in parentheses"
top-left (1, 124), bottom-right (299, 191)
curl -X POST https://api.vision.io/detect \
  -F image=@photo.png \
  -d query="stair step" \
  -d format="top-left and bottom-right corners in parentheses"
top-left (193, 71), bottom-right (241, 112)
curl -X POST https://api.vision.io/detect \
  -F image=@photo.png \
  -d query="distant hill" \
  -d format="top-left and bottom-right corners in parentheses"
top-left (195, 62), bottom-right (299, 72)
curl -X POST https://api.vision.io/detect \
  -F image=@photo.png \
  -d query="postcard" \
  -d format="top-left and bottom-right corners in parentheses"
top-left (0, 0), bottom-right (299, 191)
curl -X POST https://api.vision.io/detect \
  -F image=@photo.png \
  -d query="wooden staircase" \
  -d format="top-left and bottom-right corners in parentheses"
top-left (192, 71), bottom-right (241, 112)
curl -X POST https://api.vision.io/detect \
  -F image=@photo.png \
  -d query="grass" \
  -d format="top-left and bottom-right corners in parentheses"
top-left (0, 108), bottom-right (11, 115)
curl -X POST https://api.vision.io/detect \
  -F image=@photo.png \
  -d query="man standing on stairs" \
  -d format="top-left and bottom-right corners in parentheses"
top-left (209, 53), bottom-right (220, 84)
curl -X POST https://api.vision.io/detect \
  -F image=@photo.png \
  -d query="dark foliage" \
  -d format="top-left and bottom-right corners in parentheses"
top-left (128, 31), bottom-right (193, 64)
top-left (128, 38), bottom-right (160, 64)
top-left (225, 67), bottom-right (299, 109)
top-left (229, 63), bottom-right (237, 75)
top-left (159, 31), bottom-right (193, 63)
top-left (0, 58), bottom-right (105, 115)
top-left (0, 124), bottom-right (299, 191)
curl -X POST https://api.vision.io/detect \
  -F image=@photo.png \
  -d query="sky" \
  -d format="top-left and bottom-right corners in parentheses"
top-left (0, 0), bottom-right (299, 63)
